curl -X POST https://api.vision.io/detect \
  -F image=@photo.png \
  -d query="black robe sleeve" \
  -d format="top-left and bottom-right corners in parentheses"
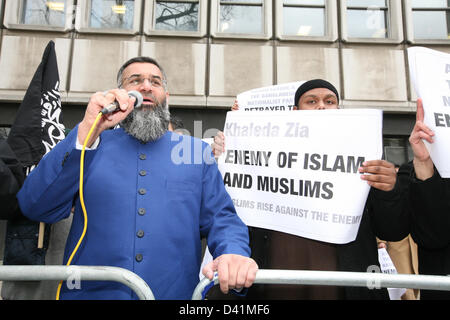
top-left (409, 169), bottom-right (450, 249)
top-left (0, 138), bottom-right (25, 220)
top-left (368, 162), bottom-right (413, 242)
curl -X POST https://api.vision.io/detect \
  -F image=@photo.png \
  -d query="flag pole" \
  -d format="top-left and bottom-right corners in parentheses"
top-left (37, 222), bottom-right (45, 249)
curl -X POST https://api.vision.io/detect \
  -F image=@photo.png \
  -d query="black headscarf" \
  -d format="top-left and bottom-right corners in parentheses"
top-left (294, 79), bottom-right (339, 107)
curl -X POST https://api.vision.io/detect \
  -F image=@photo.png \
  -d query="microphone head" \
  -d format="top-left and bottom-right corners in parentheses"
top-left (128, 90), bottom-right (143, 108)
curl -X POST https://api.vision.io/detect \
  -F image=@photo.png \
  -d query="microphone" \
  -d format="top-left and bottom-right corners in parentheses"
top-left (100, 90), bottom-right (143, 115)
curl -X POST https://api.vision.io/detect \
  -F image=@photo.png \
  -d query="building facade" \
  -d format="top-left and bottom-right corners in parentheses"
top-left (0, 0), bottom-right (449, 165)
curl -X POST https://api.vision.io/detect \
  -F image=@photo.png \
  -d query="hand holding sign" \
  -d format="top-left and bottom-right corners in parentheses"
top-left (359, 160), bottom-right (397, 191)
top-left (212, 131), bottom-right (225, 158)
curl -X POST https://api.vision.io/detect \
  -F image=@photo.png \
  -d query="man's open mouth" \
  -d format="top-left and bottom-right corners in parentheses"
top-left (142, 97), bottom-right (155, 105)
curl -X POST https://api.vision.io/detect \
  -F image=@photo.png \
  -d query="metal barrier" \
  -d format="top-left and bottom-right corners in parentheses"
top-left (0, 265), bottom-right (155, 300)
top-left (192, 269), bottom-right (450, 300)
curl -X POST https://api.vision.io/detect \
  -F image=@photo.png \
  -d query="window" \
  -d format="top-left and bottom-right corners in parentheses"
top-left (219, 0), bottom-right (262, 34)
top-left (211, 0), bottom-right (272, 39)
top-left (22, 0), bottom-right (67, 27)
top-left (283, 0), bottom-right (326, 37)
top-left (4, 0), bottom-right (75, 31)
top-left (76, 0), bottom-right (141, 34)
top-left (275, 0), bottom-right (337, 41)
top-left (144, 0), bottom-right (206, 36)
top-left (411, 0), bottom-right (450, 40)
top-left (89, 0), bottom-right (135, 29)
top-left (383, 137), bottom-right (413, 167)
top-left (346, 0), bottom-right (388, 38)
top-left (340, 0), bottom-right (403, 43)
top-left (155, 1), bottom-right (199, 31)
top-left (0, 127), bottom-right (11, 139)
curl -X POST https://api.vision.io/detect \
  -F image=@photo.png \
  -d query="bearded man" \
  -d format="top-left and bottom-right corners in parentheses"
top-left (17, 57), bottom-right (257, 300)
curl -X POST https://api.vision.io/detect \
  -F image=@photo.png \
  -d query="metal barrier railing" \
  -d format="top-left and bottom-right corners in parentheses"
top-left (4, 266), bottom-right (450, 300)
top-left (192, 269), bottom-right (450, 300)
top-left (0, 265), bottom-right (155, 300)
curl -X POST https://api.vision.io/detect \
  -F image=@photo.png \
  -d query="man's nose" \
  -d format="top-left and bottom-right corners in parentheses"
top-left (140, 78), bottom-right (153, 92)
top-left (317, 100), bottom-right (326, 110)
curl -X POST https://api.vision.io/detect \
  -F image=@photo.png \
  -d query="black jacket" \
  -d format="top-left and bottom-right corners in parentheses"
top-left (373, 162), bottom-right (450, 300)
top-left (0, 138), bottom-right (50, 265)
top-left (0, 139), bottom-right (24, 220)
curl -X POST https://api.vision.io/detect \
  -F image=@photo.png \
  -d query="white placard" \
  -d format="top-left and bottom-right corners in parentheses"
top-left (378, 248), bottom-right (406, 300)
top-left (408, 47), bottom-right (450, 177)
top-left (218, 109), bottom-right (383, 244)
top-left (237, 81), bottom-right (304, 112)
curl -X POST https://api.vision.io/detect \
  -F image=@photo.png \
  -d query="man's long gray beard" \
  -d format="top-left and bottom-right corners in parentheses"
top-left (120, 99), bottom-right (170, 143)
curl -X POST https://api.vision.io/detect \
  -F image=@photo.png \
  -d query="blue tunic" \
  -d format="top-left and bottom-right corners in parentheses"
top-left (17, 126), bottom-right (250, 300)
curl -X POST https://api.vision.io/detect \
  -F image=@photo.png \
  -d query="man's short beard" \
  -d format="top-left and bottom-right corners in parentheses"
top-left (120, 97), bottom-right (171, 143)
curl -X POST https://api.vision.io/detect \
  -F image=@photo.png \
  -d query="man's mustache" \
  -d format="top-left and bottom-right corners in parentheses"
top-left (142, 94), bottom-right (157, 105)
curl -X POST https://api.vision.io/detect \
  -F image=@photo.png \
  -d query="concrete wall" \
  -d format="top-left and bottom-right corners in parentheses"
top-left (0, 0), bottom-right (448, 137)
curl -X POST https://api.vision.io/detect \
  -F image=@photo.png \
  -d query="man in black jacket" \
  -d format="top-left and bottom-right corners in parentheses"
top-left (210, 80), bottom-right (400, 299)
top-left (375, 99), bottom-right (450, 299)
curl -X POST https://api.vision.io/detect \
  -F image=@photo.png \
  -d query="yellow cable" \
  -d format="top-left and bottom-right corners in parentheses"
top-left (56, 113), bottom-right (103, 300)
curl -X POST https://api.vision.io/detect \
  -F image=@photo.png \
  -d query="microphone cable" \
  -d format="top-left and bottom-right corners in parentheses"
top-left (56, 112), bottom-right (103, 300)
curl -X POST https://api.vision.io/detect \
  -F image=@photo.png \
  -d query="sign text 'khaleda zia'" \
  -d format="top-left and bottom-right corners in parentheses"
top-left (218, 109), bottom-right (383, 244)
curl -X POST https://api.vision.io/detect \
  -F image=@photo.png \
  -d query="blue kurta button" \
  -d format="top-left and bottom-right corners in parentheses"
top-left (137, 230), bottom-right (144, 238)
top-left (138, 208), bottom-right (146, 215)
top-left (139, 170), bottom-right (147, 176)
top-left (139, 153), bottom-right (146, 160)
top-left (139, 188), bottom-right (146, 195)
top-left (135, 254), bottom-right (143, 262)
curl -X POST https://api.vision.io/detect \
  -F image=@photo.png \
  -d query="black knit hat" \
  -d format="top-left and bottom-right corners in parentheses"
top-left (294, 79), bottom-right (339, 107)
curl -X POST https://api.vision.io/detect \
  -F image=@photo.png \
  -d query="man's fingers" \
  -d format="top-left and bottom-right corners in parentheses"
top-left (410, 126), bottom-right (434, 144)
top-left (360, 160), bottom-right (394, 168)
top-left (213, 255), bottom-right (259, 294)
top-left (415, 121), bottom-right (434, 136)
top-left (90, 92), bottom-right (109, 110)
top-left (215, 132), bottom-right (225, 148)
top-left (245, 261), bottom-right (258, 288)
top-left (360, 170), bottom-right (395, 184)
top-left (235, 259), bottom-right (258, 289)
top-left (231, 100), bottom-right (240, 111)
top-left (104, 89), bottom-right (130, 111)
top-left (202, 262), bottom-right (215, 280)
top-left (227, 262), bottom-right (238, 290)
top-left (235, 265), bottom-right (247, 289)
top-left (417, 130), bottom-right (434, 144)
top-left (212, 131), bottom-right (226, 157)
top-left (359, 160), bottom-right (395, 175)
top-left (359, 165), bottom-right (382, 174)
top-left (416, 98), bottom-right (424, 122)
top-left (211, 143), bottom-right (223, 157)
top-left (359, 160), bottom-right (396, 191)
top-left (360, 172), bottom-right (392, 182)
top-left (410, 107), bottom-right (434, 144)
top-left (217, 259), bottom-right (229, 294)
top-left (365, 182), bottom-right (393, 192)
top-left (361, 174), bottom-right (395, 189)
top-left (359, 165), bottom-right (394, 176)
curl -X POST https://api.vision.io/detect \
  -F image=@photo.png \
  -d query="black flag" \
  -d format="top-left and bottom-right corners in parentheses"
top-left (3, 40), bottom-right (65, 265)
top-left (7, 40), bottom-right (65, 169)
